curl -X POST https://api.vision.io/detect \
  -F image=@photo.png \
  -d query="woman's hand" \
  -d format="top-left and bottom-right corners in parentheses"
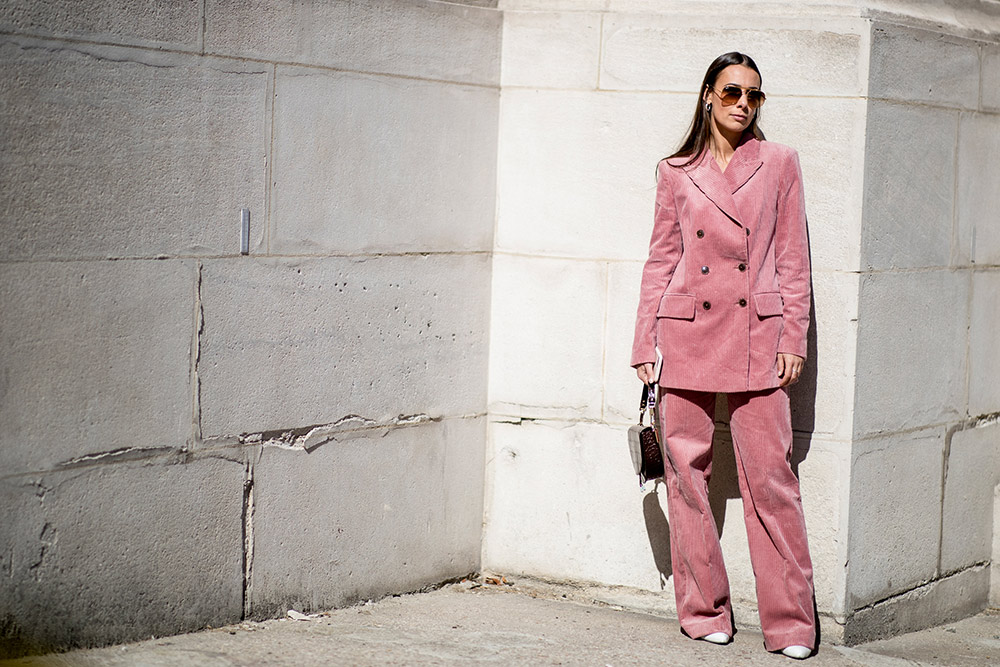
top-left (776, 353), bottom-right (804, 387)
top-left (636, 363), bottom-right (655, 384)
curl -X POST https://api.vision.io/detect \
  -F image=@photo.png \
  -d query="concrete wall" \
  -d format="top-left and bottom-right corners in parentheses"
top-left (3, 0), bottom-right (998, 655)
top-left (484, 0), bottom-right (999, 647)
top-left (0, 0), bottom-right (499, 655)
top-left (844, 19), bottom-right (1000, 643)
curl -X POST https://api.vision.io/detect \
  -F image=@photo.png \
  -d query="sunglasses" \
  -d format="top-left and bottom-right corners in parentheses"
top-left (711, 84), bottom-right (766, 109)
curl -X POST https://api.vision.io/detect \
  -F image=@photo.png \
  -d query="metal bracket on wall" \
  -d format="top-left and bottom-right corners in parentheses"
top-left (240, 208), bottom-right (250, 255)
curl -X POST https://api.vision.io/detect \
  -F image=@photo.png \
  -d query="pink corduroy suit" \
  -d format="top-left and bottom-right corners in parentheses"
top-left (631, 135), bottom-right (816, 651)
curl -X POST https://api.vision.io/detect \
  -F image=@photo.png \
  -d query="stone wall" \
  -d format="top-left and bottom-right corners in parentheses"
top-left (2, 0), bottom-right (998, 655)
top-left (844, 18), bottom-right (1000, 643)
top-left (484, 0), bottom-right (999, 647)
top-left (0, 0), bottom-right (500, 654)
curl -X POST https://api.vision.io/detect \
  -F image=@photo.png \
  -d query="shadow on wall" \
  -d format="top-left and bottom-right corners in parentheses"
top-left (640, 292), bottom-right (820, 588)
top-left (642, 484), bottom-right (672, 589)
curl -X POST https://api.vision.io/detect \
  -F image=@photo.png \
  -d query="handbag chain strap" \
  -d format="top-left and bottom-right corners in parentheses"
top-left (639, 383), bottom-right (658, 426)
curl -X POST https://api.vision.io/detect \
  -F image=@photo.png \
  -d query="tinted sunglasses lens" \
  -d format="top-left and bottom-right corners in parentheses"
top-left (718, 86), bottom-right (766, 108)
top-left (719, 86), bottom-right (743, 105)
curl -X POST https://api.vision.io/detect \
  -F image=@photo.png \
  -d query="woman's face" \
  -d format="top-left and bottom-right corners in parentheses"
top-left (703, 64), bottom-right (761, 137)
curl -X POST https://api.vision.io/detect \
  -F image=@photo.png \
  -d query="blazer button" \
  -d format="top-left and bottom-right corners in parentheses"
top-left (738, 263), bottom-right (746, 271)
top-left (702, 301), bottom-right (711, 310)
top-left (701, 265), bottom-right (709, 274)
top-left (739, 298), bottom-right (747, 307)
top-left (745, 228), bottom-right (751, 236)
top-left (696, 229), bottom-right (705, 238)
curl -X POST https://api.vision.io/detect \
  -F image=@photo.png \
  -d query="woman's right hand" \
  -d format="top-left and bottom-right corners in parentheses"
top-left (636, 363), bottom-right (655, 384)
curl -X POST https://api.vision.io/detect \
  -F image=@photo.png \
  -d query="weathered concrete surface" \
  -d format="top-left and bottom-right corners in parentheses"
top-left (958, 113), bottom-right (1000, 267)
top-left (198, 255), bottom-right (490, 439)
top-left (500, 10), bottom-right (601, 89)
top-left (495, 88), bottom-right (689, 261)
top-left (0, 458), bottom-right (245, 656)
top-left (0, 260), bottom-right (194, 473)
top-left (861, 101), bottom-right (957, 271)
top-left (844, 566), bottom-right (991, 646)
top-left (599, 14), bottom-right (866, 96)
top-left (488, 255), bottom-right (605, 421)
top-left (204, 0), bottom-right (501, 86)
top-left (270, 67), bottom-right (497, 255)
top-left (868, 25), bottom-right (980, 109)
top-left (0, 39), bottom-right (268, 261)
top-left (0, 0), bottom-right (201, 50)
top-left (847, 429), bottom-right (945, 607)
top-left (968, 272), bottom-right (1000, 416)
top-left (853, 270), bottom-right (969, 437)
top-left (940, 422), bottom-right (1000, 574)
top-left (250, 417), bottom-right (486, 619)
top-left (8, 581), bottom-right (1000, 666)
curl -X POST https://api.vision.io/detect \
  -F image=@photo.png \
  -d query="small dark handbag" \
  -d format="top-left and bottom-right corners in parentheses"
top-left (627, 383), bottom-right (664, 486)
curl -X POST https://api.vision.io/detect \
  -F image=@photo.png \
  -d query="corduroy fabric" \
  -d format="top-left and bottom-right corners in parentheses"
top-left (659, 386), bottom-right (816, 652)
top-left (631, 135), bottom-right (811, 392)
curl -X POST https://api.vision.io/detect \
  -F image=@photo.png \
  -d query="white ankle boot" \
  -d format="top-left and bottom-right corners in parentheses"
top-left (701, 632), bottom-right (731, 644)
top-left (781, 645), bottom-right (811, 659)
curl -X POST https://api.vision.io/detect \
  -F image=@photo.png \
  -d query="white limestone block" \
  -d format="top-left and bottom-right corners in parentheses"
top-left (252, 417), bottom-right (485, 616)
top-left (802, 271), bottom-right (860, 440)
top-left (958, 112), bottom-right (1000, 267)
top-left (861, 101), bottom-right (957, 270)
top-left (869, 24), bottom-right (980, 109)
top-left (270, 67), bottom-right (497, 255)
top-left (483, 420), bottom-right (675, 590)
top-left (599, 14), bottom-right (864, 96)
top-left (198, 255), bottom-right (490, 439)
top-left (0, 0), bottom-right (200, 50)
top-left (941, 423), bottom-right (1000, 573)
top-left (496, 88), bottom-right (691, 260)
top-left (0, 260), bottom-right (195, 474)
top-left (763, 96), bottom-right (867, 273)
top-left (501, 11), bottom-right (601, 89)
top-left (847, 429), bottom-right (945, 608)
top-left (795, 438), bottom-right (850, 615)
top-left (969, 271), bottom-right (1000, 417)
top-left (853, 269), bottom-right (969, 437)
top-left (984, 45), bottom-right (1000, 112)
top-left (0, 458), bottom-right (244, 650)
top-left (845, 565), bottom-right (989, 644)
top-left (604, 261), bottom-right (644, 425)
top-left (0, 39), bottom-right (268, 261)
top-left (501, 0), bottom-right (606, 9)
top-left (205, 0), bottom-right (501, 86)
top-left (488, 255), bottom-right (605, 421)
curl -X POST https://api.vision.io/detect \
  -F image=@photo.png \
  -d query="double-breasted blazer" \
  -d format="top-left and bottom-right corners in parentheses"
top-left (631, 135), bottom-right (811, 393)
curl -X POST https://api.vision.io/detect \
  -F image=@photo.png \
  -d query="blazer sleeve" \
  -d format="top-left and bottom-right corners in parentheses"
top-left (631, 162), bottom-right (683, 367)
top-left (774, 149), bottom-right (812, 359)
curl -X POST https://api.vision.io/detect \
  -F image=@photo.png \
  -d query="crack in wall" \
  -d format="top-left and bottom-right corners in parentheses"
top-left (232, 414), bottom-right (435, 453)
top-left (192, 260), bottom-right (204, 445)
top-left (55, 446), bottom-right (177, 470)
top-left (241, 459), bottom-right (254, 620)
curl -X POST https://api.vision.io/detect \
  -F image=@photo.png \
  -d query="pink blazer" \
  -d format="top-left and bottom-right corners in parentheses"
top-left (631, 136), bottom-right (811, 392)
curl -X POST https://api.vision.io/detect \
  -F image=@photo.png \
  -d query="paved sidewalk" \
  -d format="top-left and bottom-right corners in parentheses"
top-left (4, 578), bottom-right (999, 666)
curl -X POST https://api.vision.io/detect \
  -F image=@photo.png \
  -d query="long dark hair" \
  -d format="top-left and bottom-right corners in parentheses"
top-left (667, 52), bottom-right (765, 167)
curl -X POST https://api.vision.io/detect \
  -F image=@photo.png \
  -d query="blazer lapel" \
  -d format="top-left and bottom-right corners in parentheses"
top-left (681, 136), bottom-right (763, 226)
top-left (724, 135), bottom-right (763, 195)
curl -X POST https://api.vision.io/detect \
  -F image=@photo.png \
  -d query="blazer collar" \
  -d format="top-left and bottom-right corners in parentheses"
top-left (681, 135), bottom-right (763, 226)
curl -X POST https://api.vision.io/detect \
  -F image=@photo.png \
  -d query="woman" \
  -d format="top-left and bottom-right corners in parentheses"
top-left (631, 52), bottom-right (815, 660)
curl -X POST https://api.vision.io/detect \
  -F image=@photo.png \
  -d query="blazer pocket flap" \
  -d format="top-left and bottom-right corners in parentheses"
top-left (657, 293), bottom-right (696, 320)
top-left (753, 292), bottom-right (784, 318)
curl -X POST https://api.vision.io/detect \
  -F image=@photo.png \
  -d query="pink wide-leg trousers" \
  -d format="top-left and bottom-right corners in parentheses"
top-left (658, 386), bottom-right (816, 652)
